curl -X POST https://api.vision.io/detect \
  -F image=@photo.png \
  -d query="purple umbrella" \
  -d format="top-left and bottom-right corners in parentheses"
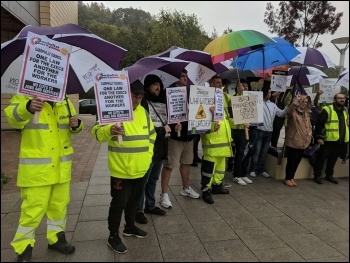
top-left (291, 47), bottom-right (336, 68)
top-left (155, 46), bottom-right (229, 74)
top-left (289, 65), bottom-right (327, 86)
top-left (1, 24), bottom-right (127, 94)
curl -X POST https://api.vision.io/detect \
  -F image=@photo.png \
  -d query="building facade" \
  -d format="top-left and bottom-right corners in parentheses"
top-left (1, 1), bottom-right (79, 129)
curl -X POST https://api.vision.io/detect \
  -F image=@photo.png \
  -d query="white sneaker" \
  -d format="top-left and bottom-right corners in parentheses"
top-left (160, 193), bottom-right (172, 208)
top-left (241, 177), bottom-right (252, 184)
top-left (180, 187), bottom-right (200, 199)
top-left (233, 177), bottom-right (247, 186)
top-left (249, 172), bottom-right (256, 177)
top-left (260, 172), bottom-right (270, 178)
top-left (223, 181), bottom-right (232, 188)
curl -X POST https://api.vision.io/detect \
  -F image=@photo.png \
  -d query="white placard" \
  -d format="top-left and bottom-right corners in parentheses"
top-left (166, 86), bottom-right (188, 124)
top-left (94, 71), bottom-right (133, 124)
top-left (271, 75), bottom-right (287, 92)
top-left (188, 85), bottom-right (215, 134)
top-left (213, 88), bottom-right (224, 121)
top-left (231, 95), bottom-right (258, 125)
top-left (185, 63), bottom-right (216, 85)
top-left (18, 32), bottom-right (71, 102)
top-left (303, 87), bottom-right (313, 97)
top-left (319, 78), bottom-right (341, 103)
top-left (243, 91), bottom-right (263, 124)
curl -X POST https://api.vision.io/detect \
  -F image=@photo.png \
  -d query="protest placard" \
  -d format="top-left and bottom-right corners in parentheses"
top-left (271, 70), bottom-right (288, 92)
top-left (166, 86), bottom-right (188, 124)
top-left (94, 71), bottom-right (133, 125)
top-left (188, 85), bottom-right (215, 134)
top-left (319, 78), bottom-right (341, 104)
top-left (213, 88), bottom-right (224, 121)
top-left (231, 95), bottom-right (258, 125)
top-left (243, 91), bottom-right (263, 124)
top-left (18, 32), bottom-right (71, 102)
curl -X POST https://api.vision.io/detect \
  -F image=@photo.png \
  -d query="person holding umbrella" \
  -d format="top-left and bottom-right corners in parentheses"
top-left (4, 95), bottom-right (84, 262)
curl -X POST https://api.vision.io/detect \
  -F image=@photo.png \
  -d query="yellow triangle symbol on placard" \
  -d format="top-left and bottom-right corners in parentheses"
top-left (195, 104), bottom-right (206, 119)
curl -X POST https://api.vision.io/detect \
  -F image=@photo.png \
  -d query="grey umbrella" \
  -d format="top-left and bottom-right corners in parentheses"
top-left (220, 67), bottom-right (262, 81)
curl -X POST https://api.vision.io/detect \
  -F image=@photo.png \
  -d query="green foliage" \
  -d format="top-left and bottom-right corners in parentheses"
top-left (1, 171), bottom-right (10, 188)
top-left (264, 1), bottom-right (343, 48)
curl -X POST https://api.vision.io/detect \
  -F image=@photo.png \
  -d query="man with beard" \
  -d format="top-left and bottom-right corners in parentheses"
top-left (313, 93), bottom-right (349, 184)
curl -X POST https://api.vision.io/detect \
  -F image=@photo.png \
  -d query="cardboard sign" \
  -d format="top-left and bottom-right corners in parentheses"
top-left (18, 32), bottom-right (71, 102)
top-left (271, 70), bottom-right (288, 92)
top-left (188, 85), bottom-right (215, 134)
top-left (243, 91), bottom-right (263, 124)
top-left (213, 88), bottom-right (224, 121)
top-left (231, 95), bottom-right (258, 125)
top-left (166, 86), bottom-right (188, 124)
top-left (319, 78), bottom-right (341, 104)
top-left (94, 71), bottom-right (133, 124)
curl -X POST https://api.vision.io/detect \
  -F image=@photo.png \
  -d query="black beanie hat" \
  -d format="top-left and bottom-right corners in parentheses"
top-left (144, 74), bottom-right (164, 91)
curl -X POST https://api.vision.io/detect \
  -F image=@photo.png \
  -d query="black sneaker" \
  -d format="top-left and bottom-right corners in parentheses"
top-left (107, 236), bottom-right (127, 254)
top-left (313, 177), bottom-right (323, 184)
top-left (17, 244), bottom-right (32, 262)
top-left (123, 225), bottom-right (148, 238)
top-left (211, 184), bottom-right (230, 195)
top-left (325, 176), bottom-right (339, 184)
top-left (135, 212), bottom-right (148, 224)
top-left (48, 232), bottom-right (75, 254)
top-left (202, 190), bottom-right (214, 204)
top-left (144, 206), bottom-right (166, 216)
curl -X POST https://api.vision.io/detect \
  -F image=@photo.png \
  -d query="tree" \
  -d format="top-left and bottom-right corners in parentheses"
top-left (264, 1), bottom-right (343, 48)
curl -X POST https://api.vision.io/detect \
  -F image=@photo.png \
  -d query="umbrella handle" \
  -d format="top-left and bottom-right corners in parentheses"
top-left (245, 126), bottom-right (249, 140)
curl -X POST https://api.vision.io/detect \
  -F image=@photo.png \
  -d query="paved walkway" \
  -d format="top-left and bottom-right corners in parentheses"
top-left (1, 115), bottom-right (349, 262)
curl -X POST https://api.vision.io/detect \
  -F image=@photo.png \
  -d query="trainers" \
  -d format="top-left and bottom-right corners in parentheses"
top-left (241, 177), bottom-right (252, 184)
top-left (313, 177), bottom-right (323, 184)
top-left (202, 190), bottom-right (214, 204)
top-left (260, 172), bottom-right (270, 178)
top-left (17, 244), bottom-right (32, 262)
top-left (223, 181), bottom-right (232, 188)
top-left (123, 225), bottom-right (148, 238)
top-left (144, 206), bottom-right (166, 216)
top-left (107, 235), bottom-right (127, 253)
top-left (249, 171), bottom-right (256, 177)
top-left (180, 186), bottom-right (200, 199)
top-left (211, 184), bottom-right (230, 194)
top-left (160, 193), bottom-right (172, 208)
top-left (48, 232), bottom-right (75, 255)
top-left (233, 177), bottom-right (247, 186)
top-left (135, 212), bottom-right (148, 224)
top-left (325, 176), bottom-right (339, 184)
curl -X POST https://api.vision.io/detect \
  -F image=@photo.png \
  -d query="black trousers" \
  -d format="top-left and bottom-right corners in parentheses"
top-left (108, 176), bottom-right (146, 236)
top-left (313, 142), bottom-right (347, 178)
top-left (285, 146), bottom-right (304, 180)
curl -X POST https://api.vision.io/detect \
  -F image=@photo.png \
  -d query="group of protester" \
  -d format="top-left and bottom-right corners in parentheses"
top-left (4, 68), bottom-right (349, 260)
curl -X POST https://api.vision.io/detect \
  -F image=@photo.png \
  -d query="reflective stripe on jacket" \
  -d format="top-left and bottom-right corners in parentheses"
top-left (92, 104), bottom-right (156, 179)
top-left (4, 95), bottom-right (84, 187)
top-left (324, 105), bottom-right (349, 142)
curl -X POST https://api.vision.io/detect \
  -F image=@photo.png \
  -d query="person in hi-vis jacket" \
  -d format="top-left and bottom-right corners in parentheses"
top-left (5, 94), bottom-right (84, 262)
top-left (200, 75), bottom-right (233, 204)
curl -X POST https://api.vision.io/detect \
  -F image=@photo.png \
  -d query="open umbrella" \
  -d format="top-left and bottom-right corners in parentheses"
top-left (335, 68), bottom-right (349, 88)
top-left (1, 24), bottom-right (127, 94)
top-left (124, 57), bottom-right (191, 87)
top-left (219, 67), bottom-right (262, 81)
top-left (204, 30), bottom-right (275, 64)
top-left (288, 65), bottom-right (328, 86)
top-left (232, 37), bottom-right (300, 71)
top-left (291, 47), bottom-right (336, 68)
top-left (156, 46), bottom-right (229, 74)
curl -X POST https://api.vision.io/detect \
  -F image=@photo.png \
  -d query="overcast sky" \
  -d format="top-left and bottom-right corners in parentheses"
top-left (84, 1), bottom-right (349, 69)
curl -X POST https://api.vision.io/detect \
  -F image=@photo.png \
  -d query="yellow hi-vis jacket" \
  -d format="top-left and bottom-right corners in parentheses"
top-left (201, 94), bottom-right (233, 157)
top-left (4, 95), bottom-right (84, 187)
top-left (324, 105), bottom-right (349, 142)
top-left (92, 104), bottom-right (156, 179)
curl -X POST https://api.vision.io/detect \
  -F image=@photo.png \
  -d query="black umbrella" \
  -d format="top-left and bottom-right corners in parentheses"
top-left (220, 67), bottom-right (262, 82)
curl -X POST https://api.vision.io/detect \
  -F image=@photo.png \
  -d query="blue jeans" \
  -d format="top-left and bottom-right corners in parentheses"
top-left (250, 130), bottom-right (272, 174)
top-left (136, 160), bottom-right (164, 212)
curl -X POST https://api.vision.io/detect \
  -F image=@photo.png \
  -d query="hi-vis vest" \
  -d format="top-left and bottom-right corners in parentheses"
top-left (324, 105), bottom-right (349, 142)
top-left (201, 95), bottom-right (233, 157)
top-left (92, 104), bottom-right (156, 179)
top-left (4, 95), bottom-right (84, 187)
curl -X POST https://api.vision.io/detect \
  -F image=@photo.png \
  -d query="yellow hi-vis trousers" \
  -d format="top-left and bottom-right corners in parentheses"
top-left (203, 155), bottom-right (226, 187)
top-left (11, 182), bottom-right (70, 254)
